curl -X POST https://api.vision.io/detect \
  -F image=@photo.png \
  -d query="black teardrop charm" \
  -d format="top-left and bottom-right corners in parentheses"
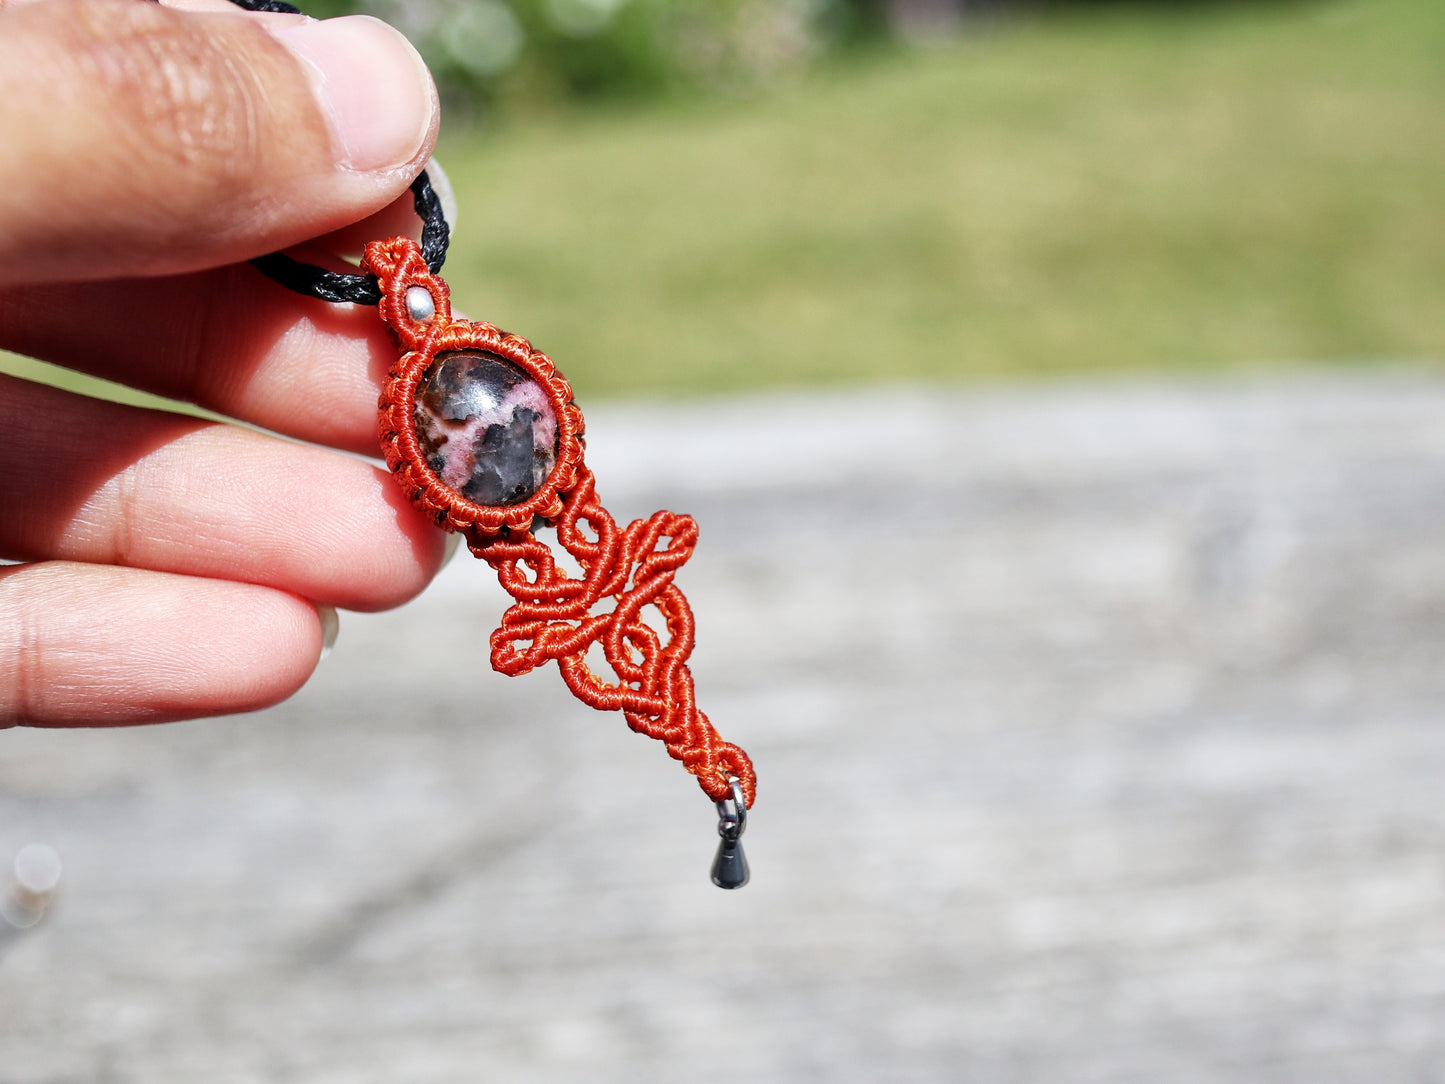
top-left (711, 834), bottom-right (750, 890)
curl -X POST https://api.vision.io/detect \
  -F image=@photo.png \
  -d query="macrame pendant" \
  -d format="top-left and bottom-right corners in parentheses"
top-left (216, 0), bottom-right (752, 885)
top-left (361, 239), bottom-right (756, 885)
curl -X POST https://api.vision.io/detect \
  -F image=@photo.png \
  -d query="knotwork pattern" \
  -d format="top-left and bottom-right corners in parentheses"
top-left (469, 468), bottom-right (757, 807)
top-left (367, 237), bottom-right (755, 809)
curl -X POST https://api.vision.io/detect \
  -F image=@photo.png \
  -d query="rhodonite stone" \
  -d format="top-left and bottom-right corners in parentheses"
top-left (414, 350), bottom-right (559, 506)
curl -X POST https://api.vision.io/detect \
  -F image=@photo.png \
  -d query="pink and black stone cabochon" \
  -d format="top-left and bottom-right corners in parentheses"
top-left (413, 349), bottom-right (560, 507)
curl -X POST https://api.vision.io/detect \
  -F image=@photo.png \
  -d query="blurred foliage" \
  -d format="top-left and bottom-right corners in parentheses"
top-left (426, 0), bottom-right (1445, 397)
top-left (298, 0), bottom-right (893, 112)
top-left (290, 0), bottom-right (1323, 116)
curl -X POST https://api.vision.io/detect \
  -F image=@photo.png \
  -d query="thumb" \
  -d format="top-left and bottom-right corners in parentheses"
top-left (0, 0), bottom-right (438, 286)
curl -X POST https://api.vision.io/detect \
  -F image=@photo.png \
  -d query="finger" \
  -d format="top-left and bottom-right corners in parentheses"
top-left (0, 168), bottom-right (460, 453)
top-left (0, 0), bottom-right (438, 286)
top-left (0, 173), bottom-right (441, 454)
top-left (0, 374), bottom-right (446, 612)
top-left (0, 562), bottom-right (323, 728)
top-left (313, 157), bottom-right (453, 262)
top-left (0, 169), bottom-right (439, 453)
top-left (0, 266), bottom-right (394, 455)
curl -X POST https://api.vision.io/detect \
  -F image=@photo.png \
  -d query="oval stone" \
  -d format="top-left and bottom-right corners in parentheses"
top-left (414, 350), bottom-right (559, 507)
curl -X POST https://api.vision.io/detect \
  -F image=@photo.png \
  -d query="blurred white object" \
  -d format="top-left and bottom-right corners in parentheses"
top-left (1, 843), bottom-right (62, 931)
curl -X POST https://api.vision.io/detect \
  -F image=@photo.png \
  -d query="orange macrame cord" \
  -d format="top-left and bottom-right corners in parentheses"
top-left (363, 238), bottom-right (756, 808)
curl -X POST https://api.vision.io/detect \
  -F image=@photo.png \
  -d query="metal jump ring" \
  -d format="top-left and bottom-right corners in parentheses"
top-left (716, 776), bottom-right (748, 841)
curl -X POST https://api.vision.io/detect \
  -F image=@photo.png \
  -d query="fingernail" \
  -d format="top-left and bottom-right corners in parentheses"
top-left (271, 16), bottom-right (435, 173)
top-left (316, 604), bottom-right (340, 660)
top-left (441, 531), bottom-right (462, 569)
top-left (424, 156), bottom-right (459, 233)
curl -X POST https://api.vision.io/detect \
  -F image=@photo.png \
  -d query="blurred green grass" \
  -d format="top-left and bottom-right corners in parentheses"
top-left (444, 0), bottom-right (1445, 397)
top-left (6, 0), bottom-right (1443, 404)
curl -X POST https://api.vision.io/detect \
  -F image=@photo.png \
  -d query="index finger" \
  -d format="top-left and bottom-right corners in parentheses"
top-left (1, 266), bottom-right (396, 455)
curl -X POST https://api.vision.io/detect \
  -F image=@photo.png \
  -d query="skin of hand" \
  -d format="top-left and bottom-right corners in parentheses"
top-left (0, 0), bottom-right (450, 726)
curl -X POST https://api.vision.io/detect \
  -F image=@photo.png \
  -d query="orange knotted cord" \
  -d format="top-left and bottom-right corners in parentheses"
top-left (365, 238), bottom-right (756, 809)
top-left (473, 469), bottom-right (755, 806)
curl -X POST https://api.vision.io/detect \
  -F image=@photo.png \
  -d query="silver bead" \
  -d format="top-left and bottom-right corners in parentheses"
top-left (405, 285), bottom-right (436, 323)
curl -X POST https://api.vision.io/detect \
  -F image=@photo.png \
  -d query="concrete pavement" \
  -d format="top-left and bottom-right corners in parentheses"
top-left (5, 370), bottom-right (1445, 1082)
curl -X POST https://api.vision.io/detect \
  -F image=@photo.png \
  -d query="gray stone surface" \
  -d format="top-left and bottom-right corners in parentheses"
top-left (5, 371), bottom-right (1445, 1082)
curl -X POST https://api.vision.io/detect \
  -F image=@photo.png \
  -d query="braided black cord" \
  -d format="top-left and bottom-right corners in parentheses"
top-left (250, 171), bottom-right (450, 304)
top-left (229, 0), bottom-right (303, 12)
top-left (147, 0), bottom-right (305, 14)
top-left (215, 0), bottom-right (450, 303)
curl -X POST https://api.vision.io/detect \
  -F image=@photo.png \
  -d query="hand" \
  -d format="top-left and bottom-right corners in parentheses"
top-left (0, 0), bottom-right (447, 726)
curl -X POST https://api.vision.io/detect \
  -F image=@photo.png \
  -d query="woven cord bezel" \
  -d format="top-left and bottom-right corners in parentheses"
top-left (366, 238), bottom-right (586, 536)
